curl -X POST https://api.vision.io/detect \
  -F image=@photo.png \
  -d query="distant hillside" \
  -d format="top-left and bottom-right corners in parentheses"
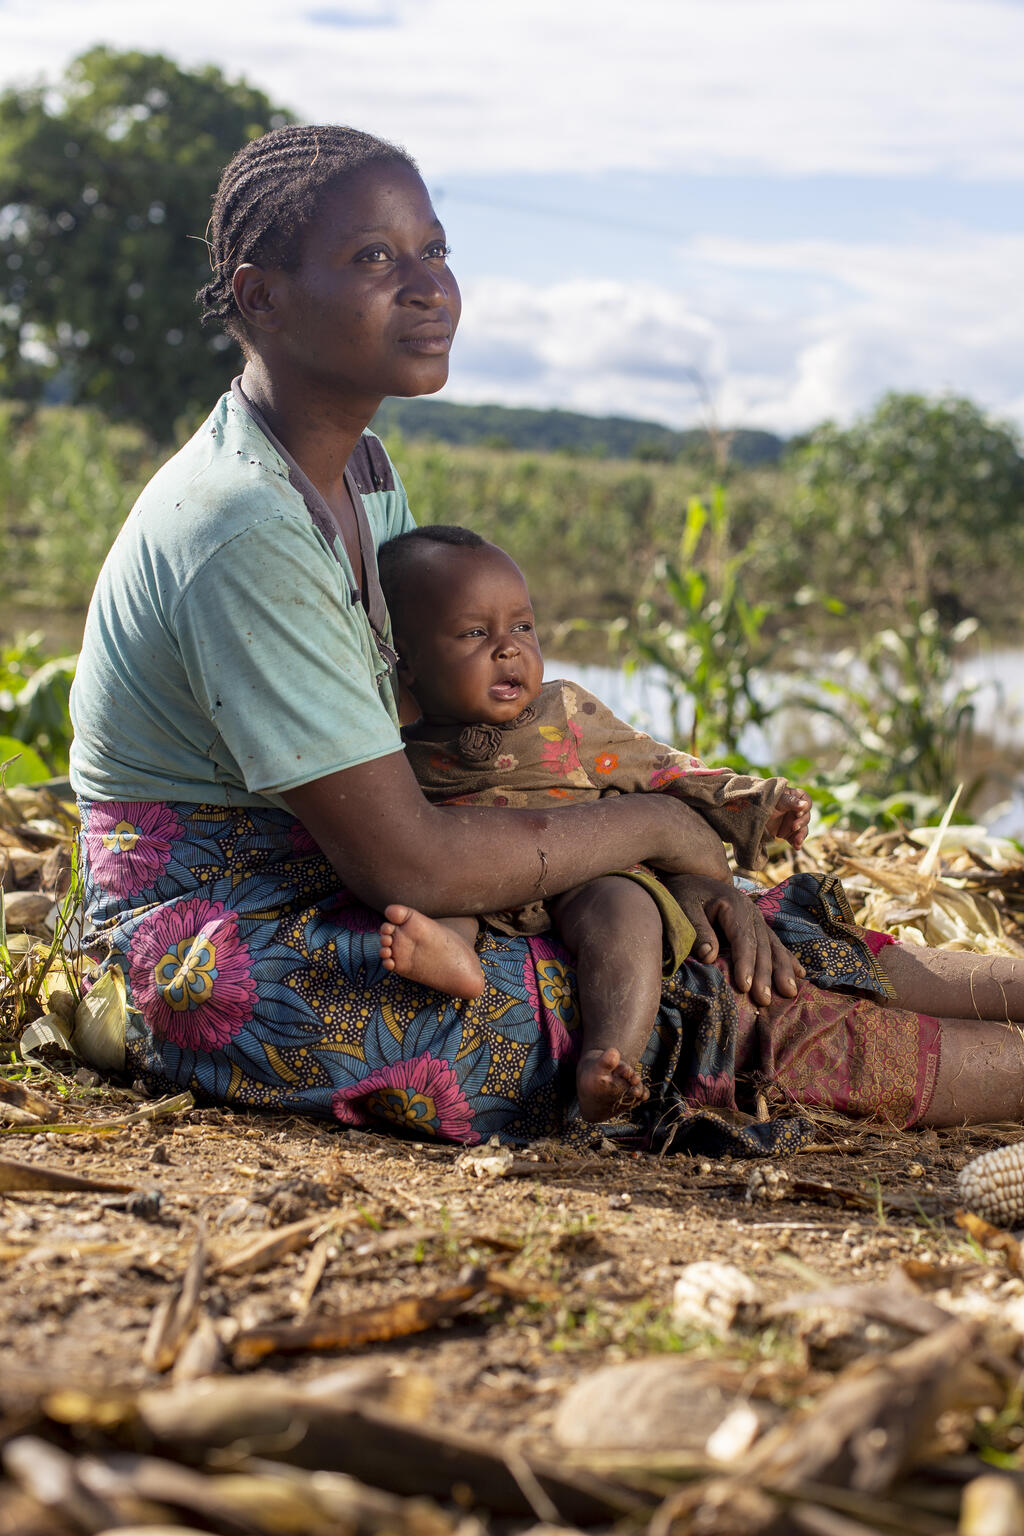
top-left (370, 397), bottom-right (784, 466)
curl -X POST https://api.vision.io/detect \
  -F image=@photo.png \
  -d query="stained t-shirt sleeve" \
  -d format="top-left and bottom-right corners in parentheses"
top-left (174, 515), bottom-right (403, 796)
top-left (387, 459), bottom-right (417, 539)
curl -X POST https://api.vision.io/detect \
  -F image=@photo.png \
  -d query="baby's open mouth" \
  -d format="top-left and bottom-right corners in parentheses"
top-left (489, 677), bottom-right (522, 701)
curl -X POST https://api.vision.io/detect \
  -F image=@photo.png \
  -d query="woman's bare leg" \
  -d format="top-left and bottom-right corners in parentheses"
top-left (378, 907), bottom-right (484, 999)
top-left (882, 944), bottom-right (1024, 1024)
top-left (551, 876), bottom-right (659, 1122)
top-left (866, 946), bottom-right (1024, 1124)
top-left (920, 1016), bottom-right (1024, 1125)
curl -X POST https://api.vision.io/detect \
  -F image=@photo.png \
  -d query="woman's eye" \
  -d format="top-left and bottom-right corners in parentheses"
top-left (357, 246), bottom-right (392, 263)
top-left (424, 242), bottom-right (451, 260)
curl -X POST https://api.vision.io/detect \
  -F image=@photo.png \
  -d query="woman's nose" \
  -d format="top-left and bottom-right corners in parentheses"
top-left (397, 259), bottom-right (449, 308)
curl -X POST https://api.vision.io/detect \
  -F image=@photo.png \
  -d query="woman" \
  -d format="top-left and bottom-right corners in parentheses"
top-left (69, 124), bottom-right (1024, 1155)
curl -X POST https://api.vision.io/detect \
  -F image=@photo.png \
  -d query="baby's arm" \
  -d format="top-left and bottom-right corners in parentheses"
top-left (564, 682), bottom-right (805, 867)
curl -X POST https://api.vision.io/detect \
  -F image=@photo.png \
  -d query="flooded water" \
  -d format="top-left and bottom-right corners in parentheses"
top-left (7, 602), bottom-right (1023, 836)
top-left (545, 644), bottom-right (1024, 838)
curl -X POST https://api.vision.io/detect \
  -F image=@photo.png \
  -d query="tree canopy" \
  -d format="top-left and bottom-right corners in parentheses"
top-left (0, 47), bottom-right (292, 436)
top-left (789, 392), bottom-right (1024, 613)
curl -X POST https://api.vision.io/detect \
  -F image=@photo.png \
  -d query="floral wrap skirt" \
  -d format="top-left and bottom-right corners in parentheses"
top-left (79, 799), bottom-right (941, 1158)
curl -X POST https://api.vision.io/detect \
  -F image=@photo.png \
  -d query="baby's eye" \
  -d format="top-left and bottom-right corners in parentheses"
top-left (511, 621), bottom-right (534, 633)
top-left (460, 627), bottom-right (487, 638)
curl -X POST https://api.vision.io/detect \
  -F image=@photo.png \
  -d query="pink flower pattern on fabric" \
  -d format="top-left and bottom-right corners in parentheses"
top-left (753, 888), bottom-right (785, 923)
top-left (523, 937), bottom-right (578, 1060)
top-left (128, 898), bottom-right (256, 1051)
top-left (323, 888), bottom-right (380, 934)
top-left (330, 1053), bottom-right (478, 1142)
top-left (539, 719), bottom-right (583, 778)
top-left (649, 765), bottom-right (686, 790)
top-left (85, 801), bottom-right (182, 898)
top-left (690, 1068), bottom-right (738, 1109)
top-left (288, 820), bottom-right (319, 856)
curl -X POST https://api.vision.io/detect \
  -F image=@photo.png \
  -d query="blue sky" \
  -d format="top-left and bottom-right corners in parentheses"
top-left (4, 0), bottom-right (1024, 434)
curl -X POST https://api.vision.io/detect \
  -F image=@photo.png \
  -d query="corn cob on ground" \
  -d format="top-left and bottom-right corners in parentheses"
top-left (958, 1140), bottom-right (1024, 1226)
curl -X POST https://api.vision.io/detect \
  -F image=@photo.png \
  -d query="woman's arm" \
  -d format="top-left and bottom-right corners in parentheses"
top-left (286, 751), bottom-right (802, 1000)
top-left (284, 747), bottom-right (730, 916)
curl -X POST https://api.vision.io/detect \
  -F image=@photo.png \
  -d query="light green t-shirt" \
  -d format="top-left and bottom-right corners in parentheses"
top-left (69, 389), bottom-right (414, 806)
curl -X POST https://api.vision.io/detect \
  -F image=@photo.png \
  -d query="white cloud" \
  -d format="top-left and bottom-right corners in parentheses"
top-left (447, 278), bottom-right (721, 423)
top-left (3, 0), bottom-right (1024, 178)
top-left (4, 1), bottom-right (1022, 432)
top-left (447, 232), bottom-right (1024, 433)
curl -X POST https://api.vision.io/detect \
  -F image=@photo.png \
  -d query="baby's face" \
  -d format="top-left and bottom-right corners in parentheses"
top-left (398, 545), bottom-right (544, 725)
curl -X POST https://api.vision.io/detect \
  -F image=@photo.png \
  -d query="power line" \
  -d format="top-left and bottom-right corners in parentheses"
top-left (434, 186), bottom-right (690, 243)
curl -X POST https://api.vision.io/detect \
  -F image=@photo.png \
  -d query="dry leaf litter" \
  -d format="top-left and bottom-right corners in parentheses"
top-left (5, 787), bottom-right (1024, 1533)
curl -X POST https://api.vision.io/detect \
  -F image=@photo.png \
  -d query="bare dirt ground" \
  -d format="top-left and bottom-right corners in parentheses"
top-left (0, 1093), bottom-right (999, 1410)
top-left (7, 792), bottom-right (1024, 1530)
top-left (5, 1077), bottom-right (1024, 1535)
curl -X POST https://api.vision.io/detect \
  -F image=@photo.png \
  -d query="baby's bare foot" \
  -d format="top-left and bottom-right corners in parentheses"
top-left (379, 905), bottom-right (485, 1000)
top-left (576, 1046), bottom-right (650, 1122)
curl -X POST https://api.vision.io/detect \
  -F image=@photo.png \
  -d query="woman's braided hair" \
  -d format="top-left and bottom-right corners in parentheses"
top-left (197, 123), bottom-right (417, 344)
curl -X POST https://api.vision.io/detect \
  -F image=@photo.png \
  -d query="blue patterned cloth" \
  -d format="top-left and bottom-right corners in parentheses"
top-left (80, 797), bottom-right (913, 1157)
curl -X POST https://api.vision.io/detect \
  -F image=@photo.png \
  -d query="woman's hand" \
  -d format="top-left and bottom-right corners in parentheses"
top-left (663, 873), bottom-right (805, 1005)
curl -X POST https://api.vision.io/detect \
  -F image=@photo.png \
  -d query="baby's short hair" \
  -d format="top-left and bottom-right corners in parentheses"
top-left (378, 524), bottom-right (485, 622)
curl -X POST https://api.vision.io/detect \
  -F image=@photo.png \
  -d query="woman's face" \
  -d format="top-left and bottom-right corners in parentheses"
top-left (268, 160), bottom-right (461, 403)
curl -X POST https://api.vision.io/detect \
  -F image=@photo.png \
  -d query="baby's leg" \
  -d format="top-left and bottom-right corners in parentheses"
top-left (378, 907), bottom-right (484, 1000)
top-left (551, 876), bottom-right (660, 1122)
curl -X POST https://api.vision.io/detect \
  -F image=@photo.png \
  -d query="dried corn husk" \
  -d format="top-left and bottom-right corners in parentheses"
top-left (73, 966), bottom-right (126, 1069)
top-left (856, 881), bottom-right (1024, 954)
top-left (19, 1012), bottom-right (74, 1060)
top-left (672, 1261), bottom-right (762, 1337)
top-left (775, 826), bottom-right (1024, 958)
top-left (959, 1474), bottom-right (1024, 1535)
top-left (908, 824), bottom-right (1024, 872)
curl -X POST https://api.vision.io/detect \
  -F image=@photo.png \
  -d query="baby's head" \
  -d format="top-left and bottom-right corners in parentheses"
top-left (378, 526), bottom-right (544, 726)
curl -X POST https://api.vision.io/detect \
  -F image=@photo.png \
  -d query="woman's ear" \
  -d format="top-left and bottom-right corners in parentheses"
top-left (395, 654), bottom-right (422, 726)
top-left (232, 263), bottom-right (284, 335)
top-left (395, 650), bottom-right (415, 688)
top-left (397, 674), bottom-right (421, 727)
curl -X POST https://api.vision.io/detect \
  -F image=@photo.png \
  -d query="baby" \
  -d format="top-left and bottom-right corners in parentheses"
top-left (376, 525), bottom-right (810, 1121)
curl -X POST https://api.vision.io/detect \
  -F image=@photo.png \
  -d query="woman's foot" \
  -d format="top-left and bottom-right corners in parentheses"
top-left (379, 906), bottom-right (485, 1000)
top-left (576, 1046), bottom-right (650, 1122)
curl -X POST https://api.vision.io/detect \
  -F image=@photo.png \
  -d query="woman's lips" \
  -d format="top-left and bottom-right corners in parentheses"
top-left (399, 331), bottom-right (451, 354)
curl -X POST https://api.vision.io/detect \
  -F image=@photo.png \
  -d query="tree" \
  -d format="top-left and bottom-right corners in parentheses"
top-left (789, 393), bottom-right (1024, 614)
top-left (0, 48), bottom-right (293, 438)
